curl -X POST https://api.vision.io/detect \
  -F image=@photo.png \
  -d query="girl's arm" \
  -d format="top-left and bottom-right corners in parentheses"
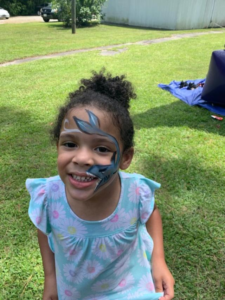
top-left (146, 206), bottom-right (175, 300)
top-left (37, 229), bottom-right (58, 300)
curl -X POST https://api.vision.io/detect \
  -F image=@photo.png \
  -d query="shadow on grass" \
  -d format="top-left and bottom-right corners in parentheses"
top-left (46, 21), bottom-right (174, 32)
top-left (137, 153), bottom-right (225, 297)
top-left (0, 106), bottom-right (56, 199)
top-left (47, 22), bottom-right (100, 31)
top-left (0, 106), bottom-right (56, 247)
top-left (47, 22), bottom-right (69, 30)
top-left (132, 100), bottom-right (225, 136)
top-left (102, 22), bottom-right (172, 32)
top-left (137, 152), bottom-right (225, 197)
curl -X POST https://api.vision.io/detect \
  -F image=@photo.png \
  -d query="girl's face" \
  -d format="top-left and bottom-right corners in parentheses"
top-left (57, 106), bottom-right (133, 205)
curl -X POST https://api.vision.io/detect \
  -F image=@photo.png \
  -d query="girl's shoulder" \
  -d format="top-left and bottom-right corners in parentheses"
top-left (119, 171), bottom-right (160, 224)
top-left (26, 175), bottom-right (65, 235)
top-left (26, 175), bottom-right (63, 197)
top-left (26, 175), bottom-right (65, 213)
top-left (119, 171), bottom-right (161, 190)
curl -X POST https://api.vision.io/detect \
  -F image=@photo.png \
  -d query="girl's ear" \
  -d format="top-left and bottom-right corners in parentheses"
top-left (120, 147), bottom-right (134, 170)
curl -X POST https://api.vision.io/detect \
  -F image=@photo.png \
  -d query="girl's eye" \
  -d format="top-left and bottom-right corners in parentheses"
top-left (64, 142), bottom-right (77, 148)
top-left (96, 146), bottom-right (110, 153)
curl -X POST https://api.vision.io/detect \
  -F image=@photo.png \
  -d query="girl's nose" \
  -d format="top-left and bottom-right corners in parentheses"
top-left (72, 147), bottom-right (93, 166)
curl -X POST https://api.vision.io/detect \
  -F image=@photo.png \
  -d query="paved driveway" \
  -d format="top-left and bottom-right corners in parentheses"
top-left (0, 16), bottom-right (57, 24)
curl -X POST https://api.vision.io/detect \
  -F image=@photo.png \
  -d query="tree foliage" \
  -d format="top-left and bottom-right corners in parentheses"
top-left (1, 0), bottom-right (47, 16)
top-left (54, 0), bottom-right (107, 27)
top-left (0, 0), bottom-right (107, 24)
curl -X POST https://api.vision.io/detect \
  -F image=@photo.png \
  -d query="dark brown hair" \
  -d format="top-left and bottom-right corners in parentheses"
top-left (51, 69), bottom-right (137, 151)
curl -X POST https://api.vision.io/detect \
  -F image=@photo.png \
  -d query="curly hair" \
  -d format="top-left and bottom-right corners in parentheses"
top-left (51, 69), bottom-right (137, 151)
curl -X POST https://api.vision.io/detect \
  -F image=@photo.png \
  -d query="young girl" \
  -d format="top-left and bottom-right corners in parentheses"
top-left (26, 70), bottom-right (174, 300)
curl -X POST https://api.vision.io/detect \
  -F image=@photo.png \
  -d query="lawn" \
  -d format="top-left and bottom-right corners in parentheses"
top-left (0, 21), bottom-right (223, 63)
top-left (0, 22), bottom-right (225, 300)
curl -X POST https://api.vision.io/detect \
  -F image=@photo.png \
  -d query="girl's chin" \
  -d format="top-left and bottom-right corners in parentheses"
top-left (66, 188), bottom-right (97, 203)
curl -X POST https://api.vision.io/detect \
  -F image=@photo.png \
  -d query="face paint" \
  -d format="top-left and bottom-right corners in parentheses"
top-left (73, 110), bottom-right (121, 191)
top-left (61, 118), bottom-right (81, 135)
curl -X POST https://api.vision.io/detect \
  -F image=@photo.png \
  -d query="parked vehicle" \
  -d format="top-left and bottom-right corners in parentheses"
top-left (37, 3), bottom-right (50, 16)
top-left (40, 4), bottom-right (61, 22)
top-left (0, 7), bottom-right (10, 19)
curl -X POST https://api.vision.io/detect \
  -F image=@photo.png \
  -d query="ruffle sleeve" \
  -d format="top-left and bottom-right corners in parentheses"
top-left (138, 177), bottom-right (161, 224)
top-left (26, 178), bottom-right (51, 235)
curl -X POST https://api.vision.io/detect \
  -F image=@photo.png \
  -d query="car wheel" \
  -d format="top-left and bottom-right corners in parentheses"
top-left (43, 18), bottom-right (49, 22)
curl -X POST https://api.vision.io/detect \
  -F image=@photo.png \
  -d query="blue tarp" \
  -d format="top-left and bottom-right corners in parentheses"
top-left (158, 79), bottom-right (225, 116)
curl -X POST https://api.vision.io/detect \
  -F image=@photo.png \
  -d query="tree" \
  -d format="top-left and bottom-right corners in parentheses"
top-left (1, 0), bottom-right (47, 16)
top-left (53, 0), bottom-right (107, 27)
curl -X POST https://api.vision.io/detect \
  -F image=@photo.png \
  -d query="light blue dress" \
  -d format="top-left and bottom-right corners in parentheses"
top-left (26, 171), bottom-right (164, 300)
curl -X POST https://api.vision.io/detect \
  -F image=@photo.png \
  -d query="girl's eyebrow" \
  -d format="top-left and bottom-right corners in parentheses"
top-left (59, 132), bottom-right (78, 139)
top-left (93, 137), bottom-right (116, 146)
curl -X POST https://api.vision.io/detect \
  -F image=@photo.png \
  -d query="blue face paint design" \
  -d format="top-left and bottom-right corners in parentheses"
top-left (73, 110), bottom-right (121, 191)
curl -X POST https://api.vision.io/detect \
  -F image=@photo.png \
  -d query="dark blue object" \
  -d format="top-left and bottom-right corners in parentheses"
top-left (202, 50), bottom-right (225, 106)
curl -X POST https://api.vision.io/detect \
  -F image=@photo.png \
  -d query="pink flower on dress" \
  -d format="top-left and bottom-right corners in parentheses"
top-left (59, 281), bottom-right (80, 300)
top-left (32, 185), bottom-right (46, 204)
top-left (140, 184), bottom-right (152, 199)
top-left (29, 208), bottom-right (47, 229)
top-left (63, 245), bottom-right (83, 262)
top-left (138, 274), bottom-right (155, 292)
top-left (128, 181), bottom-right (140, 203)
top-left (83, 259), bottom-right (103, 279)
top-left (141, 212), bottom-right (149, 222)
top-left (111, 214), bottom-right (119, 222)
top-left (101, 208), bottom-right (127, 231)
top-left (115, 273), bottom-right (134, 291)
top-left (63, 263), bottom-right (84, 283)
top-left (51, 183), bottom-right (59, 192)
top-left (37, 188), bottom-right (45, 196)
top-left (48, 202), bottom-right (66, 223)
top-left (50, 182), bottom-right (64, 200)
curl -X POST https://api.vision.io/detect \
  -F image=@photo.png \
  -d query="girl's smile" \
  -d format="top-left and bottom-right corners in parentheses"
top-left (68, 172), bottom-right (98, 188)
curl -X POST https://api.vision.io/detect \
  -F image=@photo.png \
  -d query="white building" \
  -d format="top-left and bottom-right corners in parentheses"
top-left (102, 0), bottom-right (225, 30)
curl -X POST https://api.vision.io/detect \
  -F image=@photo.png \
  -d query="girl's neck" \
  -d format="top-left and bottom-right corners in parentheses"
top-left (67, 173), bottom-right (121, 221)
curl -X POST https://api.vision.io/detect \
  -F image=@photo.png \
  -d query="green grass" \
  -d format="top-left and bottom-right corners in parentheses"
top-left (0, 23), bottom-right (225, 299)
top-left (0, 21), bottom-right (223, 63)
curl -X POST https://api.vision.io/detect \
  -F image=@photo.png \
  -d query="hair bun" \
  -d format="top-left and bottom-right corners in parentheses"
top-left (80, 69), bottom-right (136, 109)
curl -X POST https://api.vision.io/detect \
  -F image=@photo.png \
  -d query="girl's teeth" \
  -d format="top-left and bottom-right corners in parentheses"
top-left (72, 175), bottom-right (94, 182)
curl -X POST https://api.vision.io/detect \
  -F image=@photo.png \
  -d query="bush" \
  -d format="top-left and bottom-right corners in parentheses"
top-left (54, 0), bottom-right (107, 27)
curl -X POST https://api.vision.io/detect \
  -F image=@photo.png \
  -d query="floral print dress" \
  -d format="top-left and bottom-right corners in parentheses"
top-left (26, 171), bottom-right (164, 300)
